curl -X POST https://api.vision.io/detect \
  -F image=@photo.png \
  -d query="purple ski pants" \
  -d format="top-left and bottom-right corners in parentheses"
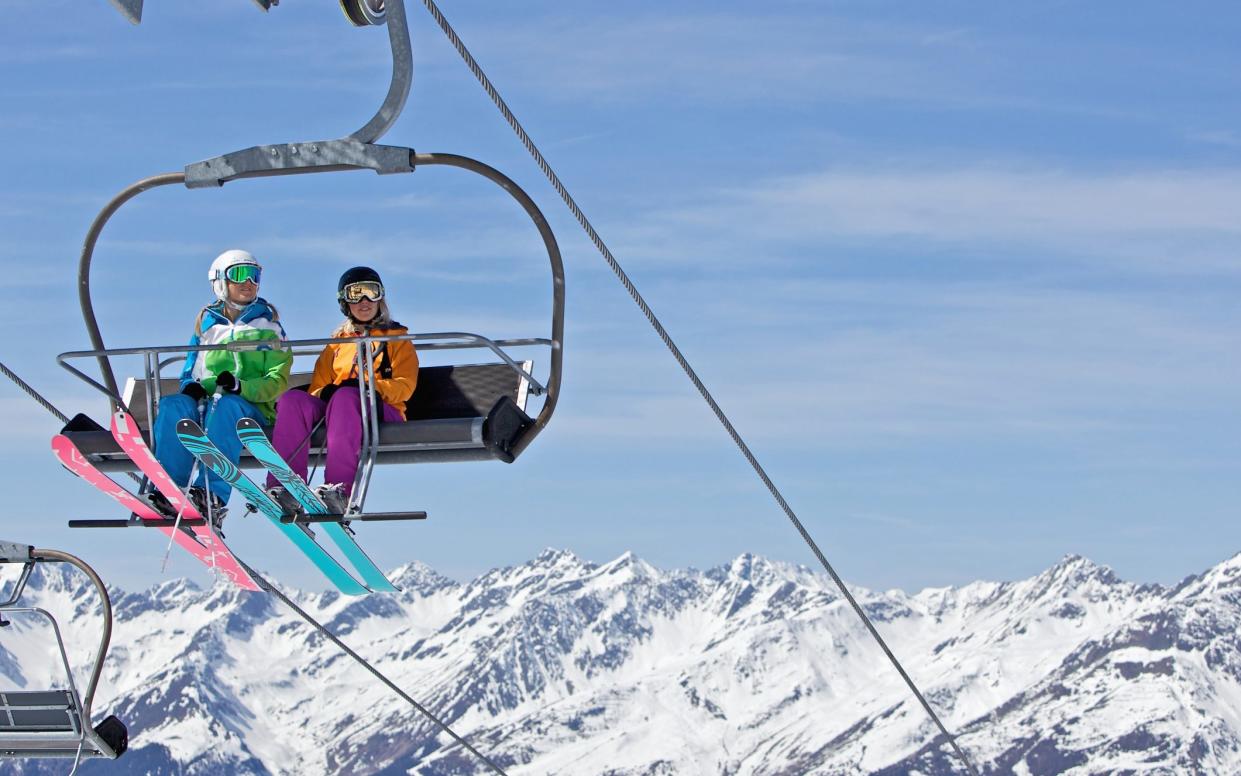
top-left (267, 387), bottom-right (403, 496)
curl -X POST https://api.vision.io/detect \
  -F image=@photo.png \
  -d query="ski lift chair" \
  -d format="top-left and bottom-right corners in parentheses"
top-left (0, 542), bottom-right (127, 773)
top-left (61, 339), bottom-right (544, 470)
top-left (58, 0), bottom-right (563, 516)
top-left (58, 330), bottom-right (551, 515)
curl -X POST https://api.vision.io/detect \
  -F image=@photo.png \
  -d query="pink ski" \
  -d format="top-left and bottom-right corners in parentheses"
top-left (111, 409), bottom-right (203, 518)
top-left (53, 425), bottom-right (258, 591)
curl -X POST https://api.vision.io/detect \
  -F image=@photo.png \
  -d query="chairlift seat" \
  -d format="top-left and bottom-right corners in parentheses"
top-left (0, 690), bottom-right (122, 759)
top-left (61, 361), bottom-right (535, 473)
top-left (0, 690), bottom-right (82, 734)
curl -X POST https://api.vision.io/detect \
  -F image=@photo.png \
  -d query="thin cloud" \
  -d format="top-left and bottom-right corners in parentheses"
top-left (1188, 130), bottom-right (1241, 149)
top-left (555, 277), bottom-right (1240, 447)
top-left (621, 166), bottom-right (1241, 274)
top-left (475, 13), bottom-right (970, 108)
top-left (0, 45), bottom-right (96, 65)
top-left (464, 11), bottom-right (1175, 122)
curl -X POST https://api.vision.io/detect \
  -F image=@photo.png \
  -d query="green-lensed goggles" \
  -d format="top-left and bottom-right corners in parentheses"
top-left (340, 280), bottom-right (384, 304)
top-left (224, 264), bottom-right (261, 284)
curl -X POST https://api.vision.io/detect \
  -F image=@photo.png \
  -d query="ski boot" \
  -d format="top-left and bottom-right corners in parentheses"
top-left (144, 489), bottom-right (178, 518)
top-left (314, 483), bottom-right (349, 515)
top-left (188, 487), bottom-right (228, 534)
top-left (266, 486), bottom-right (303, 519)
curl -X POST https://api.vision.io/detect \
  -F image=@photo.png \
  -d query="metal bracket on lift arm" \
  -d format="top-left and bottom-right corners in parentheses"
top-left (105, 0), bottom-right (408, 166)
top-left (185, 0), bottom-right (413, 188)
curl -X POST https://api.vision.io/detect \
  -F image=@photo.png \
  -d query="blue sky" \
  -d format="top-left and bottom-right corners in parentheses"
top-left (1, 1), bottom-right (1238, 594)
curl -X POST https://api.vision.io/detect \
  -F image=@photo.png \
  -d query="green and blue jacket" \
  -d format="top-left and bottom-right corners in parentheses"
top-left (178, 298), bottom-right (292, 423)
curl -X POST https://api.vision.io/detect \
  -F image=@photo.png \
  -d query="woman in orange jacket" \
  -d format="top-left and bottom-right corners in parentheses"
top-left (267, 266), bottom-right (418, 512)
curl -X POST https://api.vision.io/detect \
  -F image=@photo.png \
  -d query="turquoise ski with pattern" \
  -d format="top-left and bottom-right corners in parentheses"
top-left (175, 419), bottom-right (370, 596)
top-left (235, 417), bottom-right (397, 592)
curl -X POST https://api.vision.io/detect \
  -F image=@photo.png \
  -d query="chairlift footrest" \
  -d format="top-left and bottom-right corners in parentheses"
top-left (280, 512), bottom-right (338, 524)
top-left (69, 517), bottom-right (207, 529)
top-left (352, 510), bottom-right (428, 522)
top-left (280, 510), bottom-right (427, 524)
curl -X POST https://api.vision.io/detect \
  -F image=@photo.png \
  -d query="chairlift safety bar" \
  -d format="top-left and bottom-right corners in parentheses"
top-left (57, 332), bottom-right (551, 410)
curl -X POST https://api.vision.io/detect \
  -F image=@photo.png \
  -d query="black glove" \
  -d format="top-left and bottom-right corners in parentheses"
top-left (181, 382), bottom-right (207, 401)
top-left (215, 371), bottom-right (240, 394)
top-left (318, 378), bottom-right (359, 405)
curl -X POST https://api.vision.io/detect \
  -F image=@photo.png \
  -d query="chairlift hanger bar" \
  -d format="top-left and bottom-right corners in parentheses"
top-left (78, 0), bottom-right (564, 460)
top-left (108, 0), bottom-right (404, 148)
top-left (77, 155), bottom-right (563, 437)
top-left (189, 0), bottom-right (410, 184)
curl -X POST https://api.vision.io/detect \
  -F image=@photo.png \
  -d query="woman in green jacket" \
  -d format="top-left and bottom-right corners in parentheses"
top-left (152, 250), bottom-right (292, 519)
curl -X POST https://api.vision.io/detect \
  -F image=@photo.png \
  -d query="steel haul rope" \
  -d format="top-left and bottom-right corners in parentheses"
top-left (238, 561), bottom-right (510, 776)
top-left (0, 361), bottom-right (507, 774)
top-left (0, 360), bottom-right (145, 488)
top-left (1, 361), bottom-right (69, 424)
top-left (418, 3), bottom-right (982, 773)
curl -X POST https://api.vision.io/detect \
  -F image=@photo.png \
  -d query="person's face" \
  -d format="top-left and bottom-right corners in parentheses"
top-left (227, 278), bottom-right (258, 305)
top-left (348, 298), bottom-right (378, 323)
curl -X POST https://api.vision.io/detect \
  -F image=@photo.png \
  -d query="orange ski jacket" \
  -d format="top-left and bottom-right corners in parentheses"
top-left (308, 324), bottom-right (419, 419)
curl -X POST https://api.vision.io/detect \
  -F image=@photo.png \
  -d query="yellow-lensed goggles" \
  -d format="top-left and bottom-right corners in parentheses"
top-left (340, 280), bottom-right (384, 303)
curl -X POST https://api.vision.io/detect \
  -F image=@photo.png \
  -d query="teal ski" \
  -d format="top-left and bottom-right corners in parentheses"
top-left (235, 417), bottom-right (397, 592)
top-left (175, 419), bottom-right (370, 596)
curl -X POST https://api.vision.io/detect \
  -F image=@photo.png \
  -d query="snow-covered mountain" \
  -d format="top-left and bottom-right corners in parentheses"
top-left (1, 549), bottom-right (1237, 775)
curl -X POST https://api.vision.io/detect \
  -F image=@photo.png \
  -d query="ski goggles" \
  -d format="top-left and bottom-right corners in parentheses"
top-left (340, 280), bottom-right (385, 304)
top-left (223, 264), bottom-right (261, 285)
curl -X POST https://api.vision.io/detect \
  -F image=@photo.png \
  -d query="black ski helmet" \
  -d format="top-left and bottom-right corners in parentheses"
top-left (337, 266), bottom-right (384, 315)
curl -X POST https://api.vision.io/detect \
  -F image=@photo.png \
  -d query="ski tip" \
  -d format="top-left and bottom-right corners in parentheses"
top-left (237, 417), bottom-right (261, 429)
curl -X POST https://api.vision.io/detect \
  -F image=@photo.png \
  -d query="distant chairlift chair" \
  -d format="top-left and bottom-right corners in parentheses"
top-left (0, 541), bottom-right (127, 773)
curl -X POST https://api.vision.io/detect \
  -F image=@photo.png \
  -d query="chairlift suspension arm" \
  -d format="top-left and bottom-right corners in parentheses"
top-left (349, 0), bottom-right (412, 144)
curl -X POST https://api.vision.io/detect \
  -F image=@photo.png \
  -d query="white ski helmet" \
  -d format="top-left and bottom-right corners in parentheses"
top-left (208, 249), bottom-right (262, 302)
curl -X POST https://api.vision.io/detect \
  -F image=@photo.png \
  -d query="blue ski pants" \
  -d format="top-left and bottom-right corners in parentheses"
top-left (153, 393), bottom-right (266, 502)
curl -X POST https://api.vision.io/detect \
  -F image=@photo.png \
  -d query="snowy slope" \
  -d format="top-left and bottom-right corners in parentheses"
top-left (0, 550), bottom-right (1237, 775)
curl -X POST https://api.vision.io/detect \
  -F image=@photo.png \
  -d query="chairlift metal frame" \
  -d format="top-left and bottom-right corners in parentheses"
top-left (0, 541), bottom-right (127, 772)
top-left (71, 0), bottom-right (564, 515)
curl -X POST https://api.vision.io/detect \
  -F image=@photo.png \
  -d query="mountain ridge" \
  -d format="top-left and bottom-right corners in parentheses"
top-left (1, 550), bottom-right (1236, 774)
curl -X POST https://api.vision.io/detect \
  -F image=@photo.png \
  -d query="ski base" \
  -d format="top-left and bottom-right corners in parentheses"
top-left (57, 425), bottom-right (260, 592)
top-left (235, 417), bottom-right (398, 592)
top-left (175, 419), bottom-right (370, 596)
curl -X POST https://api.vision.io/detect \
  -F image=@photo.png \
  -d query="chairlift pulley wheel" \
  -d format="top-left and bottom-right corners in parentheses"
top-left (341, 0), bottom-right (386, 26)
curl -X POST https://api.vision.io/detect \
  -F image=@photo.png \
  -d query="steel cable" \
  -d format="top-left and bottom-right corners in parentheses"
top-left (239, 561), bottom-right (510, 776)
top-left (1, 360), bottom-right (69, 424)
top-left (1, 360), bottom-right (145, 487)
top-left (0, 362), bottom-right (506, 772)
top-left (418, 2), bottom-right (981, 773)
